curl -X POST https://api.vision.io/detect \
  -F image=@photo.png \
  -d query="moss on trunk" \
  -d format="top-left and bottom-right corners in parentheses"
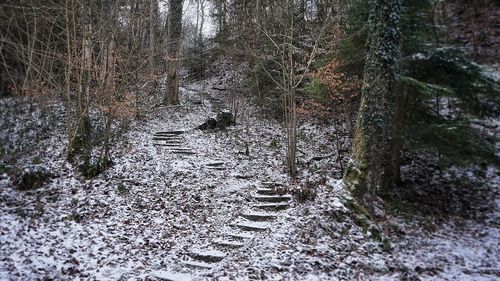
top-left (343, 0), bottom-right (402, 212)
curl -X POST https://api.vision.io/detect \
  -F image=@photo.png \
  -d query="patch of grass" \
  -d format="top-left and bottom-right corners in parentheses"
top-left (65, 211), bottom-right (83, 223)
top-left (0, 162), bottom-right (12, 174)
top-left (269, 139), bottom-right (280, 149)
top-left (381, 238), bottom-right (392, 253)
top-left (32, 156), bottom-right (43, 165)
top-left (14, 207), bottom-right (27, 218)
top-left (70, 197), bottom-right (78, 207)
top-left (117, 183), bottom-right (128, 195)
top-left (47, 194), bottom-right (60, 203)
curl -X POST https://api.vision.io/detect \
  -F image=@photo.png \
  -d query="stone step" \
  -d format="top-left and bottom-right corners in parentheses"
top-left (165, 148), bottom-right (196, 155)
top-left (187, 249), bottom-right (226, 263)
top-left (225, 232), bottom-right (255, 240)
top-left (207, 167), bottom-right (226, 171)
top-left (171, 150), bottom-right (196, 155)
top-left (154, 130), bottom-right (185, 136)
top-left (153, 137), bottom-right (183, 141)
top-left (206, 162), bottom-right (224, 167)
top-left (256, 188), bottom-right (276, 195)
top-left (254, 202), bottom-right (289, 211)
top-left (166, 147), bottom-right (192, 151)
top-left (206, 162), bottom-right (225, 170)
top-left (182, 260), bottom-right (213, 269)
top-left (241, 212), bottom-right (277, 221)
top-left (235, 221), bottom-right (270, 232)
top-left (213, 239), bottom-right (245, 248)
top-left (253, 194), bottom-right (292, 203)
top-left (153, 143), bottom-right (183, 147)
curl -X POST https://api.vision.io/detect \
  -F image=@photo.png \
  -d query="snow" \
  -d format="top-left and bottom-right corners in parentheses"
top-left (0, 59), bottom-right (499, 280)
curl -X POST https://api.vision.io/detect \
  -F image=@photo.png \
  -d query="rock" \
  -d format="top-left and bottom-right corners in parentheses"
top-left (215, 111), bottom-right (234, 129)
top-left (13, 166), bottom-right (53, 190)
top-left (197, 118), bottom-right (218, 130)
top-left (197, 111), bottom-right (235, 130)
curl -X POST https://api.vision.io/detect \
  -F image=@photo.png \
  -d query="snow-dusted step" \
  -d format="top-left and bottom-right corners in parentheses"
top-left (235, 221), bottom-right (270, 232)
top-left (150, 270), bottom-right (192, 281)
top-left (187, 249), bottom-right (226, 263)
top-left (254, 202), bottom-right (289, 211)
top-left (153, 136), bottom-right (183, 141)
top-left (164, 148), bottom-right (196, 155)
top-left (154, 130), bottom-right (185, 136)
top-left (213, 239), bottom-right (245, 248)
top-left (241, 211), bottom-right (277, 221)
top-left (253, 194), bottom-right (292, 203)
top-left (225, 232), bottom-right (255, 240)
top-left (153, 143), bottom-right (182, 147)
top-left (256, 188), bottom-right (277, 195)
top-left (206, 162), bottom-right (224, 167)
top-left (207, 167), bottom-right (226, 171)
top-left (205, 162), bottom-right (226, 170)
top-left (182, 260), bottom-right (213, 269)
top-left (170, 150), bottom-right (196, 155)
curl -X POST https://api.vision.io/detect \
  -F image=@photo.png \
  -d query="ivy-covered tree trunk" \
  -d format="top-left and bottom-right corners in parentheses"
top-left (343, 0), bottom-right (401, 212)
top-left (165, 0), bottom-right (183, 105)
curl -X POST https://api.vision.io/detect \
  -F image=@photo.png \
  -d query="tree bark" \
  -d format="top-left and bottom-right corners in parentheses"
top-left (343, 0), bottom-right (401, 212)
top-left (149, 0), bottom-right (157, 75)
top-left (382, 82), bottom-right (407, 193)
top-left (165, 0), bottom-right (183, 105)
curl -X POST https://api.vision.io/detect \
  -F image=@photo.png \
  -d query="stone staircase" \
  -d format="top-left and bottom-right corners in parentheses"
top-left (152, 130), bottom-right (196, 155)
top-left (175, 183), bottom-right (292, 274)
top-left (151, 93), bottom-right (294, 280)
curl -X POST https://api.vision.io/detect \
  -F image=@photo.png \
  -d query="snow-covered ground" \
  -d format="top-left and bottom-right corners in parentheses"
top-left (0, 63), bottom-right (499, 280)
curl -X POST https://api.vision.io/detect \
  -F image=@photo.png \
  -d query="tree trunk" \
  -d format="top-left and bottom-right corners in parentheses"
top-left (149, 0), bottom-right (157, 75)
top-left (165, 0), bottom-right (183, 105)
top-left (382, 82), bottom-right (407, 194)
top-left (343, 0), bottom-right (401, 213)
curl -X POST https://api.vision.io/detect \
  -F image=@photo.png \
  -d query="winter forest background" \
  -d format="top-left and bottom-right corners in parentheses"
top-left (0, 0), bottom-right (499, 280)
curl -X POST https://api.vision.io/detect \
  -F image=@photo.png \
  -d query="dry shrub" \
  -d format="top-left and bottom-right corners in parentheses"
top-left (298, 58), bottom-right (362, 122)
top-left (312, 59), bottom-right (362, 103)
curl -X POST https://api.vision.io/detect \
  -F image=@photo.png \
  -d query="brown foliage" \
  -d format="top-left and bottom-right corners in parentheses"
top-left (298, 59), bottom-right (362, 122)
top-left (312, 59), bottom-right (362, 103)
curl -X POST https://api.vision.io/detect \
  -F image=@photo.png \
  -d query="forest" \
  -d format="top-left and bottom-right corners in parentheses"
top-left (0, 0), bottom-right (499, 280)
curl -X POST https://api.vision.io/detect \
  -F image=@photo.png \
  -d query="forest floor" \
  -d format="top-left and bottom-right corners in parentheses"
top-left (0, 60), bottom-right (499, 280)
